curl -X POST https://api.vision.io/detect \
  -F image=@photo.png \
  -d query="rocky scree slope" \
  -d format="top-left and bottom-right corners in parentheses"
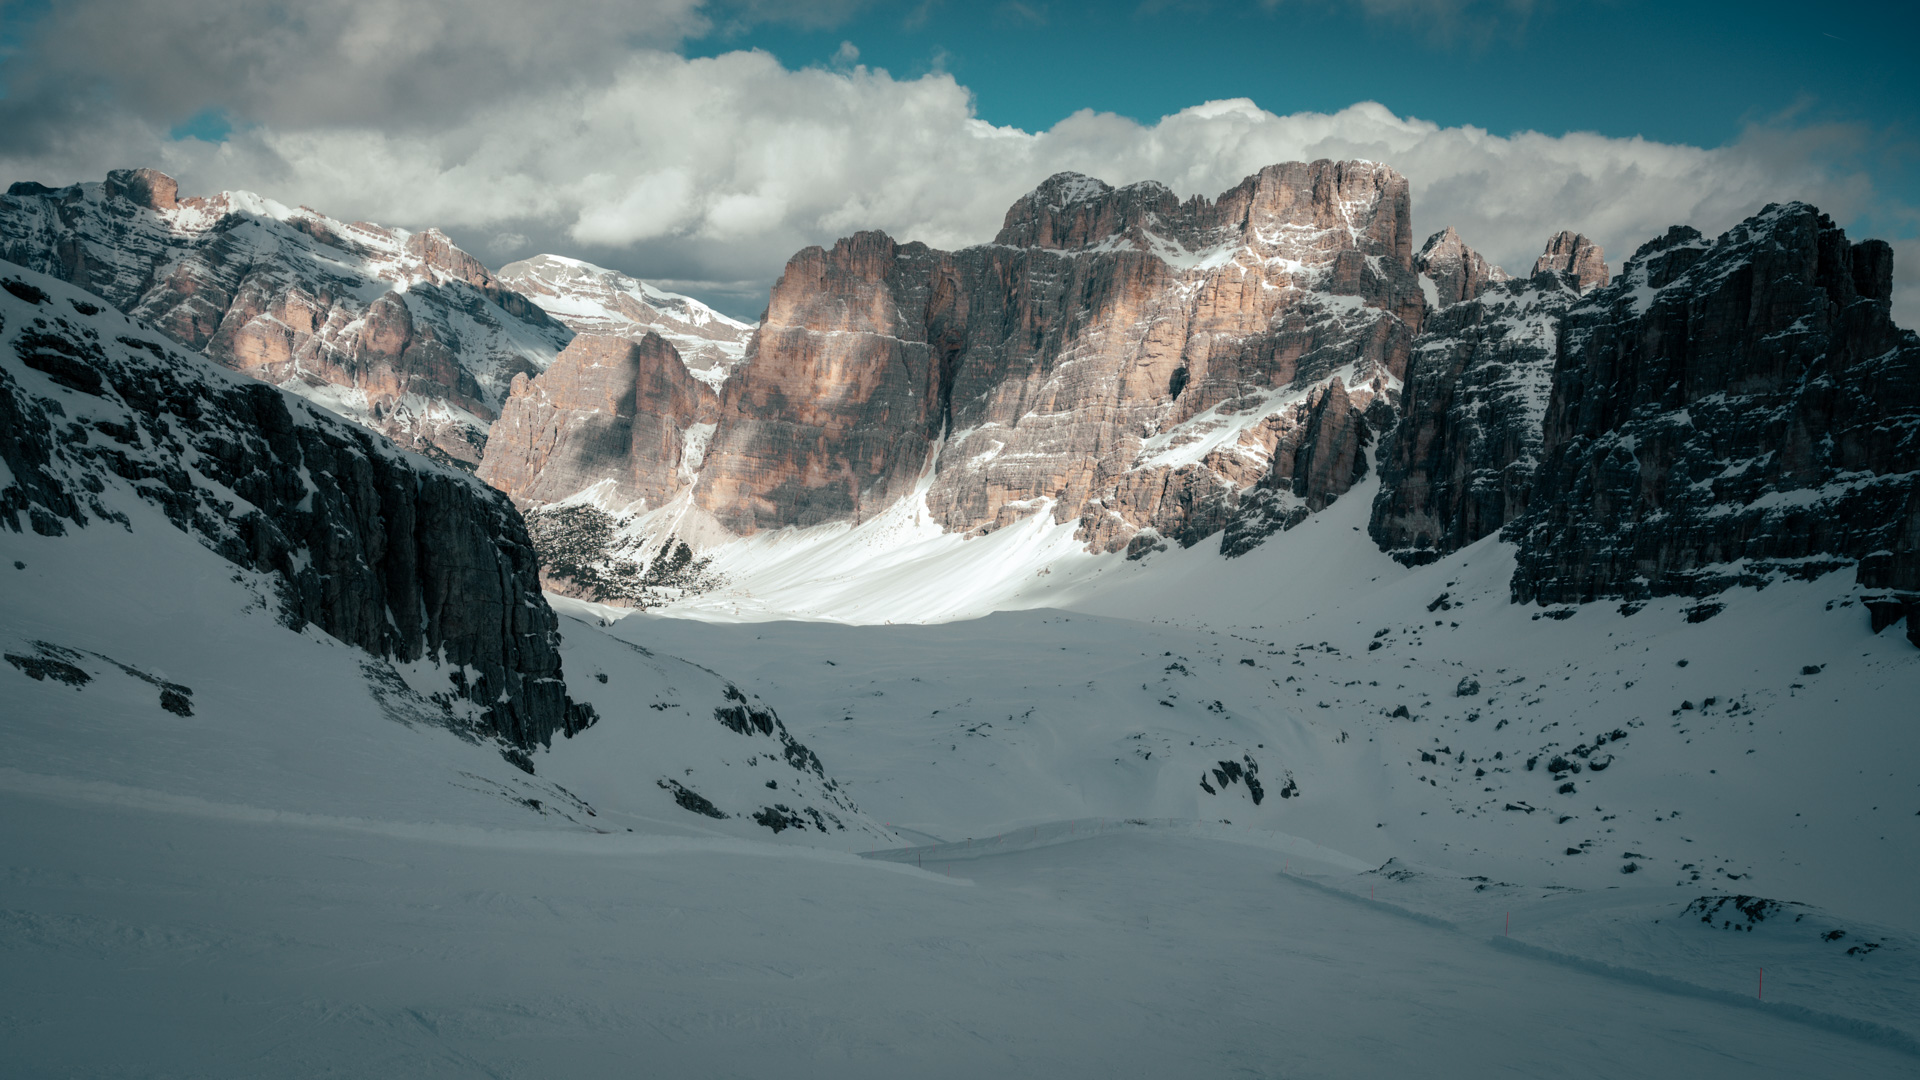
top-left (0, 262), bottom-right (595, 748)
top-left (0, 169), bottom-right (571, 466)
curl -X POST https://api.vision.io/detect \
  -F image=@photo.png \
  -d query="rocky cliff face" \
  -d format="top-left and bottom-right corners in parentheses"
top-left (1368, 266), bottom-right (1578, 564)
top-left (0, 169), bottom-right (571, 466)
top-left (1504, 205), bottom-right (1919, 623)
top-left (690, 160), bottom-right (1426, 550)
top-left (0, 262), bottom-right (594, 748)
top-left (495, 254), bottom-right (755, 390)
top-left (1415, 227), bottom-right (1510, 308)
top-left (1364, 206), bottom-right (1920, 643)
top-left (477, 332), bottom-right (719, 510)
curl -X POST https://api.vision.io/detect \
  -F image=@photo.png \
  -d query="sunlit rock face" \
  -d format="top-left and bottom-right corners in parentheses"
top-left (477, 332), bottom-right (720, 511)
top-left (691, 159), bottom-right (1427, 550)
top-left (1415, 226), bottom-right (1511, 308)
top-left (0, 169), bottom-right (571, 467)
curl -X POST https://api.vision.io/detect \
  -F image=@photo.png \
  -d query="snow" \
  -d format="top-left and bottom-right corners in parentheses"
top-left (6, 259), bottom-right (1920, 1075)
top-left (7, 461), bottom-right (1920, 1073)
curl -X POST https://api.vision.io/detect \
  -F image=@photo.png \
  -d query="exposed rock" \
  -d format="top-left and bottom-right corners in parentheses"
top-left (0, 262), bottom-right (593, 748)
top-left (1217, 377), bottom-right (1390, 556)
top-left (478, 332), bottom-right (719, 510)
top-left (495, 254), bottom-right (755, 390)
top-left (1369, 271), bottom-right (1577, 563)
top-left (1415, 227), bottom-right (1510, 307)
top-left (0, 170), bottom-right (571, 465)
top-left (1532, 231), bottom-right (1611, 292)
top-left (1506, 204), bottom-right (1920, 607)
top-left (690, 160), bottom-right (1424, 551)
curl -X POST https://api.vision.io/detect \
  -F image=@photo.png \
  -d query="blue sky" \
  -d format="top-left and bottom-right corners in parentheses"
top-left (700, 0), bottom-right (1917, 231)
top-left (710, 0), bottom-right (1915, 151)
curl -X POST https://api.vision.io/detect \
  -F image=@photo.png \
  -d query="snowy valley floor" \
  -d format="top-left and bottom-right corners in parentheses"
top-left (5, 480), bottom-right (1920, 1076)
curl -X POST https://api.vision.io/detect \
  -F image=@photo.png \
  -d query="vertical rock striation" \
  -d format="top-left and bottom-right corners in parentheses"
top-left (1532, 231), bottom-right (1611, 292)
top-left (690, 160), bottom-right (1426, 551)
top-left (1415, 227), bottom-right (1511, 308)
top-left (1368, 266), bottom-right (1579, 563)
top-left (477, 332), bottom-right (719, 510)
top-left (1500, 206), bottom-right (1918, 616)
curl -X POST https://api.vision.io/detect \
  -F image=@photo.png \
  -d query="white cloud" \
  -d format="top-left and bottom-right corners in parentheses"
top-left (0, 46), bottom-right (1909, 326)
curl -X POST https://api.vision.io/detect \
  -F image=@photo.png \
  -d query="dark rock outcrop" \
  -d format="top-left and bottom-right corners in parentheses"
top-left (1369, 269), bottom-right (1579, 563)
top-left (1504, 203), bottom-right (1920, 607)
top-left (1221, 377), bottom-right (1390, 556)
top-left (0, 262), bottom-right (593, 748)
top-left (0, 170), bottom-right (571, 465)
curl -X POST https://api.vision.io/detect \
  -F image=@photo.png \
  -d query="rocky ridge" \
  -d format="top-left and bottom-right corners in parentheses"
top-left (0, 169), bottom-right (571, 466)
top-left (1532, 230), bottom-right (1611, 292)
top-left (495, 254), bottom-right (755, 391)
top-left (1368, 267), bottom-right (1580, 563)
top-left (477, 332), bottom-right (719, 512)
top-left (1414, 226), bottom-right (1511, 308)
top-left (683, 160), bottom-right (1425, 552)
top-left (0, 262), bottom-right (595, 748)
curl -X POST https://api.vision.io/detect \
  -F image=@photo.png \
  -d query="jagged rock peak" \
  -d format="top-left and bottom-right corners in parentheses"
top-left (495, 254), bottom-right (755, 391)
top-left (994, 160), bottom-right (1414, 268)
top-left (1415, 226), bottom-right (1511, 307)
top-left (1532, 230), bottom-right (1610, 291)
top-left (478, 331), bottom-right (719, 512)
top-left (103, 167), bottom-right (179, 211)
top-left (1508, 201), bottom-right (1918, 607)
top-left (1620, 225), bottom-right (1711, 289)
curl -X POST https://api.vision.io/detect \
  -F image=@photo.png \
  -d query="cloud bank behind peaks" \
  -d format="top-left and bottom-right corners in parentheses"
top-left (0, 46), bottom-right (1903, 323)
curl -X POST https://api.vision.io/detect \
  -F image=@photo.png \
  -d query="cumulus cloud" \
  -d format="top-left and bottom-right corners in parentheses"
top-left (0, 0), bottom-right (707, 136)
top-left (0, 29), bottom-right (1909, 325)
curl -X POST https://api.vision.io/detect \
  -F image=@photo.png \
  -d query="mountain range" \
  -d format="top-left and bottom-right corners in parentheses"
top-left (4, 159), bottom-right (1920, 1073)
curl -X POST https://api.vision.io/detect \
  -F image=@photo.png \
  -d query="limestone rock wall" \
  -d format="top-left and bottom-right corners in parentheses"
top-left (692, 160), bottom-right (1427, 550)
top-left (1415, 227), bottom-right (1510, 307)
top-left (477, 332), bottom-right (720, 510)
top-left (1504, 205), bottom-right (1919, 607)
top-left (1368, 271), bottom-right (1577, 563)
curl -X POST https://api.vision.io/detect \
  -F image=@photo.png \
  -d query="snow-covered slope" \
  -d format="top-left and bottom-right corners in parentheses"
top-left (5, 237), bottom-right (1920, 1075)
top-left (496, 253), bottom-right (756, 391)
top-left (598, 469), bottom-right (1920, 1050)
top-left (0, 259), bottom-right (888, 849)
